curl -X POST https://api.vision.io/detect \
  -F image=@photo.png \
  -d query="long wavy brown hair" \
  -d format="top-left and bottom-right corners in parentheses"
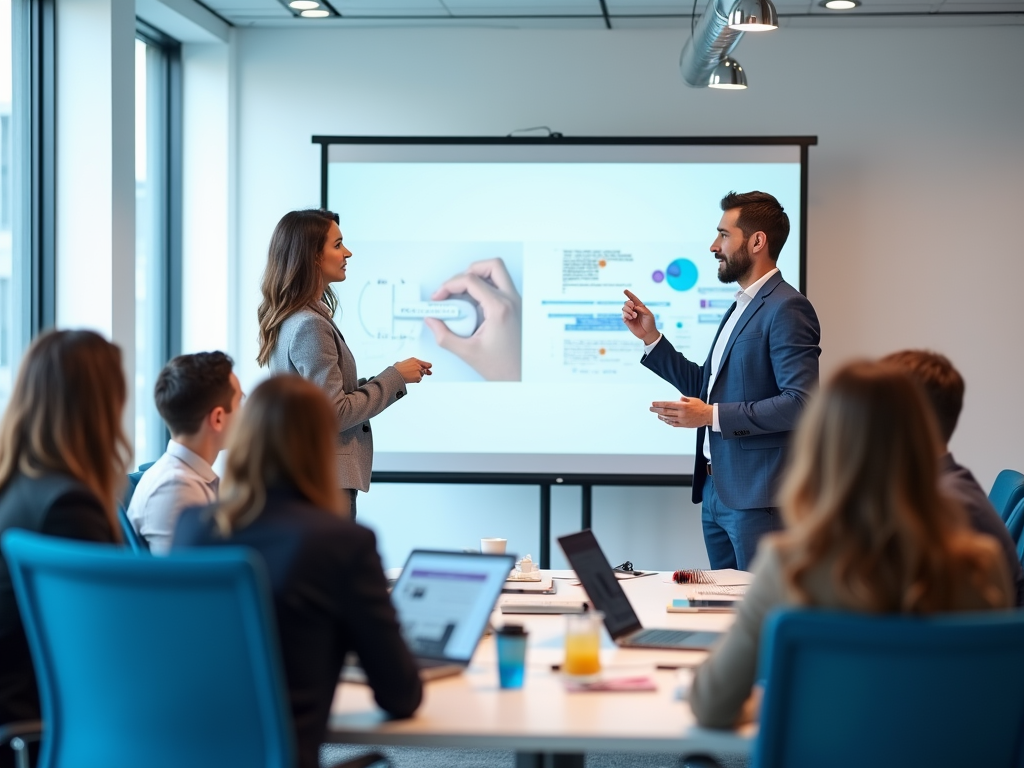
top-left (215, 374), bottom-right (342, 533)
top-left (256, 209), bottom-right (340, 367)
top-left (776, 360), bottom-right (1007, 613)
top-left (0, 330), bottom-right (131, 538)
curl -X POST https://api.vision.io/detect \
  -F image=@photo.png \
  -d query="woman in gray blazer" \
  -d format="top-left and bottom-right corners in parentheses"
top-left (257, 209), bottom-right (431, 518)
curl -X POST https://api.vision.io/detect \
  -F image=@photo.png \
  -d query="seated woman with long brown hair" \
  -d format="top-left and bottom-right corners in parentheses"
top-left (689, 360), bottom-right (1013, 728)
top-left (0, 330), bottom-right (130, 733)
top-left (172, 374), bottom-right (422, 768)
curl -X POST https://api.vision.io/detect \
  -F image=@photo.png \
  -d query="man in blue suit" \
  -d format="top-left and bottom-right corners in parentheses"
top-left (622, 191), bottom-right (820, 569)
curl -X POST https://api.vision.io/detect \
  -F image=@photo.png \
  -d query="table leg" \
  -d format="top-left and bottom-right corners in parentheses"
top-left (515, 752), bottom-right (586, 768)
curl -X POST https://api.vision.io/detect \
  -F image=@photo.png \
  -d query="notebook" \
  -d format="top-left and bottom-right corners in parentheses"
top-left (345, 549), bottom-right (514, 682)
top-left (558, 530), bottom-right (721, 651)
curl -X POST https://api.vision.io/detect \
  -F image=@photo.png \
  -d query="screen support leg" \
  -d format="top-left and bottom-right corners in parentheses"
top-left (540, 483), bottom-right (551, 569)
top-left (581, 484), bottom-right (592, 530)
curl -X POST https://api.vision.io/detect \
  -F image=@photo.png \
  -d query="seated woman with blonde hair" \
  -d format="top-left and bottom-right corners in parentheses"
top-left (689, 360), bottom-right (1012, 728)
top-left (0, 330), bottom-right (130, 737)
top-left (172, 374), bottom-right (421, 768)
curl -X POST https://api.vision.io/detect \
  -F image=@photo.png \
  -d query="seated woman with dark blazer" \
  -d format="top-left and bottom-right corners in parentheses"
top-left (173, 374), bottom-right (422, 768)
top-left (0, 330), bottom-right (129, 731)
top-left (689, 360), bottom-right (1013, 728)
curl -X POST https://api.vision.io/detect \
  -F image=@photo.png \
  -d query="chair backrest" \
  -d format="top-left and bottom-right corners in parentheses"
top-left (989, 469), bottom-right (1024, 523)
top-left (754, 609), bottom-right (1024, 768)
top-left (1, 530), bottom-right (295, 768)
top-left (117, 504), bottom-right (150, 553)
top-left (1006, 496), bottom-right (1024, 546)
top-left (122, 460), bottom-right (157, 510)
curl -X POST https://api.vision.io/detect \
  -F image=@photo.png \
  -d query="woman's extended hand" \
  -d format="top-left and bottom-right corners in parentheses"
top-left (394, 358), bottom-right (433, 384)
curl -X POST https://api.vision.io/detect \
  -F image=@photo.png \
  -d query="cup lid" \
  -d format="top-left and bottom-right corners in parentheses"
top-left (497, 624), bottom-right (527, 635)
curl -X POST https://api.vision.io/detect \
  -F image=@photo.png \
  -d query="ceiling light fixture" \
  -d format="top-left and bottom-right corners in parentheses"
top-left (728, 0), bottom-right (779, 31)
top-left (300, 8), bottom-right (330, 17)
top-left (708, 56), bottom-right (747, 89)
top-left (820, 0), bottom-right (861, 8)
top-left (289, 0), bottom-right (320, 8)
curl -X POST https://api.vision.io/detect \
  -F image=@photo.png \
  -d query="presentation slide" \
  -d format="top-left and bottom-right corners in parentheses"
top-left (323, 140), bottom-right (805, 477)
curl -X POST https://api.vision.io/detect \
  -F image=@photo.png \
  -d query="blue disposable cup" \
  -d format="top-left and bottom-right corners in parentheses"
top-left (496, 624), bottom-right (528, 689)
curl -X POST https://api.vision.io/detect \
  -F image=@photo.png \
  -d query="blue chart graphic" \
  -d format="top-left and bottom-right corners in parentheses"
top-left (665, 258), bottom-right (698, 291)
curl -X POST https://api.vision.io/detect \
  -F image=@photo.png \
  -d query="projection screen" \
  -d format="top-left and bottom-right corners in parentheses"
top-left (315, 136), bottom-right (814, 482)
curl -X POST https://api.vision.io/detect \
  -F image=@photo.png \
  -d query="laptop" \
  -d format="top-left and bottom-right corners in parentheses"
top-left (558, 530), bottom-right (721, 651)
top-left (350, 549), bottom-right (514, 681)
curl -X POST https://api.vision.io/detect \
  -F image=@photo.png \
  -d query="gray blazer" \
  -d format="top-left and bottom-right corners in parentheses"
top-left (269, 305), bottom-right (407, 491)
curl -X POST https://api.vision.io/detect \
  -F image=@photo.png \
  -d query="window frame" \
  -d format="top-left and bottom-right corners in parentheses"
top-left (136, 18), bottom-right (182, 364)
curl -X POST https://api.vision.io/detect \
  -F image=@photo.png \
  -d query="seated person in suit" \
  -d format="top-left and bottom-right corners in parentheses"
top-left (689, 361), bottom-right (1013, 729)
top-left (172, 374), bottom-right (422, 768)
top-left (880, 349), bottom-right (1024, 606)
top-left (0, 330), bottom-right (128, 742)
top-left (128, 352), bottom-right (242, 554)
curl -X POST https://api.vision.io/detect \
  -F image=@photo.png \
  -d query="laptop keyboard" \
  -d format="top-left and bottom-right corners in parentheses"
top-left (630, 628), bottom-right (695, 647)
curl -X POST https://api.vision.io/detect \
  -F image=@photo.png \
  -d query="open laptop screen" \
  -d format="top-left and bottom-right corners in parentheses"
top-left (559, 530), bottom-right (644, 640)
top-left (391, 550), bottom-right (514, 662)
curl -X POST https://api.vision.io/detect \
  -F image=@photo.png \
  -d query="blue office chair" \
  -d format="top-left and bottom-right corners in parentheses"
top-left (122, 460), bottom-right (157, 509)
top-left (116, 504), bottom-right (149, 553)
top-left (989, 469), bottom-right (1024, 523)
top-left (1, 531), bottom-right (385, 768)
top-left (1, 530), bottom-right (294, 768)
top-left (682, 609), bottom-right (1024, 768)
top-left (1017, 519), bottom-right (1024, 566)
top-left (117, 461), bottom-right (157, 553)
top-left (1005, 496), bottom-right (1024, 546)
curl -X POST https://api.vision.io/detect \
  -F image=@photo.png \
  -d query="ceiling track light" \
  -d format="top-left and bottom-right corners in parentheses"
top-left (680, 0), bottom-right (776, 91)
top-left (728, 0), bottom-right (779, 31)
top-left (277, 0), bottom-right (339, 17)
top-left (708, 56), bottom-right (747, 89)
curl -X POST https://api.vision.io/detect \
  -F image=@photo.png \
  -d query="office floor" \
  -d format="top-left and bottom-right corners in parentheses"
top-left (321, 745), bottom-right (749, 768)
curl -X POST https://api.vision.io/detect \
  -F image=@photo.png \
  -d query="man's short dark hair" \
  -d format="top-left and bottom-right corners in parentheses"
top-left (721, 191), bottom-right (790, 261)
top-left (154, 351), bottom-right (236, 437)
top-left (879, 349), bottom-right (964, 444)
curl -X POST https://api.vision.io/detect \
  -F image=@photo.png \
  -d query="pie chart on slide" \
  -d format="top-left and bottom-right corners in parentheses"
top-left (665, 258), bottom-right (698, 291)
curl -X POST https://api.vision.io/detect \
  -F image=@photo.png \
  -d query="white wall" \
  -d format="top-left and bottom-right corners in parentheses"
top-left (228, 22), bottom-right (1024, 569)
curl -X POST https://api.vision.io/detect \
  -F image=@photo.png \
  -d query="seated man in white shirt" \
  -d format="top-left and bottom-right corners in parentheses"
top-left (128, 351), bottom-right (243, 554)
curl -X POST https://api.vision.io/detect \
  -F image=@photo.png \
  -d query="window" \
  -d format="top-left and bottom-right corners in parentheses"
top-left (0, 0), bottom-right (33, 410)
top-left (135, 24), bottom-right (181, 462)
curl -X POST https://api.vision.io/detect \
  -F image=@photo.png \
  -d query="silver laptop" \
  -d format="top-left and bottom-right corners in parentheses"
top-left (389, 549), bottom-right (515, 679)
top-left (558, 530), bottom-right (721, 651)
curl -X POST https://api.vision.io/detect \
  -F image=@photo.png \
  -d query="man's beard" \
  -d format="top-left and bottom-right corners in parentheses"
top-left (717, 242), bottom-right (752, 284)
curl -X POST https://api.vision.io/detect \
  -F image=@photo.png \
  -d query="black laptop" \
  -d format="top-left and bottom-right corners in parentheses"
top-left (558, 530), bottom-right (721, 651)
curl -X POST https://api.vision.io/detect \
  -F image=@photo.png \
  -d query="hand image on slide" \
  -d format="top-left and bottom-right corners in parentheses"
top-left (425, 258), bottom-right (522, 382)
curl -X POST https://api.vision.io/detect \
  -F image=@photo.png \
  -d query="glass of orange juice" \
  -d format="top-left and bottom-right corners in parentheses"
top-left (563, 610), bottom-right (603, 682)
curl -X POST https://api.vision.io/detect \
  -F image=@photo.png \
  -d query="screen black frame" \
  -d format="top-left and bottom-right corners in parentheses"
top-left (313, 135), bottom-right (817, 487)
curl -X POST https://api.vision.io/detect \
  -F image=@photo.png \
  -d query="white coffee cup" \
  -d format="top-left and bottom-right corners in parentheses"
top-left (480, 537), bottom-right (507, 555)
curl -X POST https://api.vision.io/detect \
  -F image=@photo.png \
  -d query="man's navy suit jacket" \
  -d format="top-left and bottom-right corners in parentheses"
top-left (643, 271), bottom-right (821, 510)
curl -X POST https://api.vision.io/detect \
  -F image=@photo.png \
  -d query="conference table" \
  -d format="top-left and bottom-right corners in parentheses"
top-left (327, 570), bottom-right (754, 767)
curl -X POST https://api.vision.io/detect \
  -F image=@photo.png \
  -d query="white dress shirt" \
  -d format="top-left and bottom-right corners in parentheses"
top-left (126, 440), bottom-right (220, 555)
top-left (644, 268), bottom-right (779, 462)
